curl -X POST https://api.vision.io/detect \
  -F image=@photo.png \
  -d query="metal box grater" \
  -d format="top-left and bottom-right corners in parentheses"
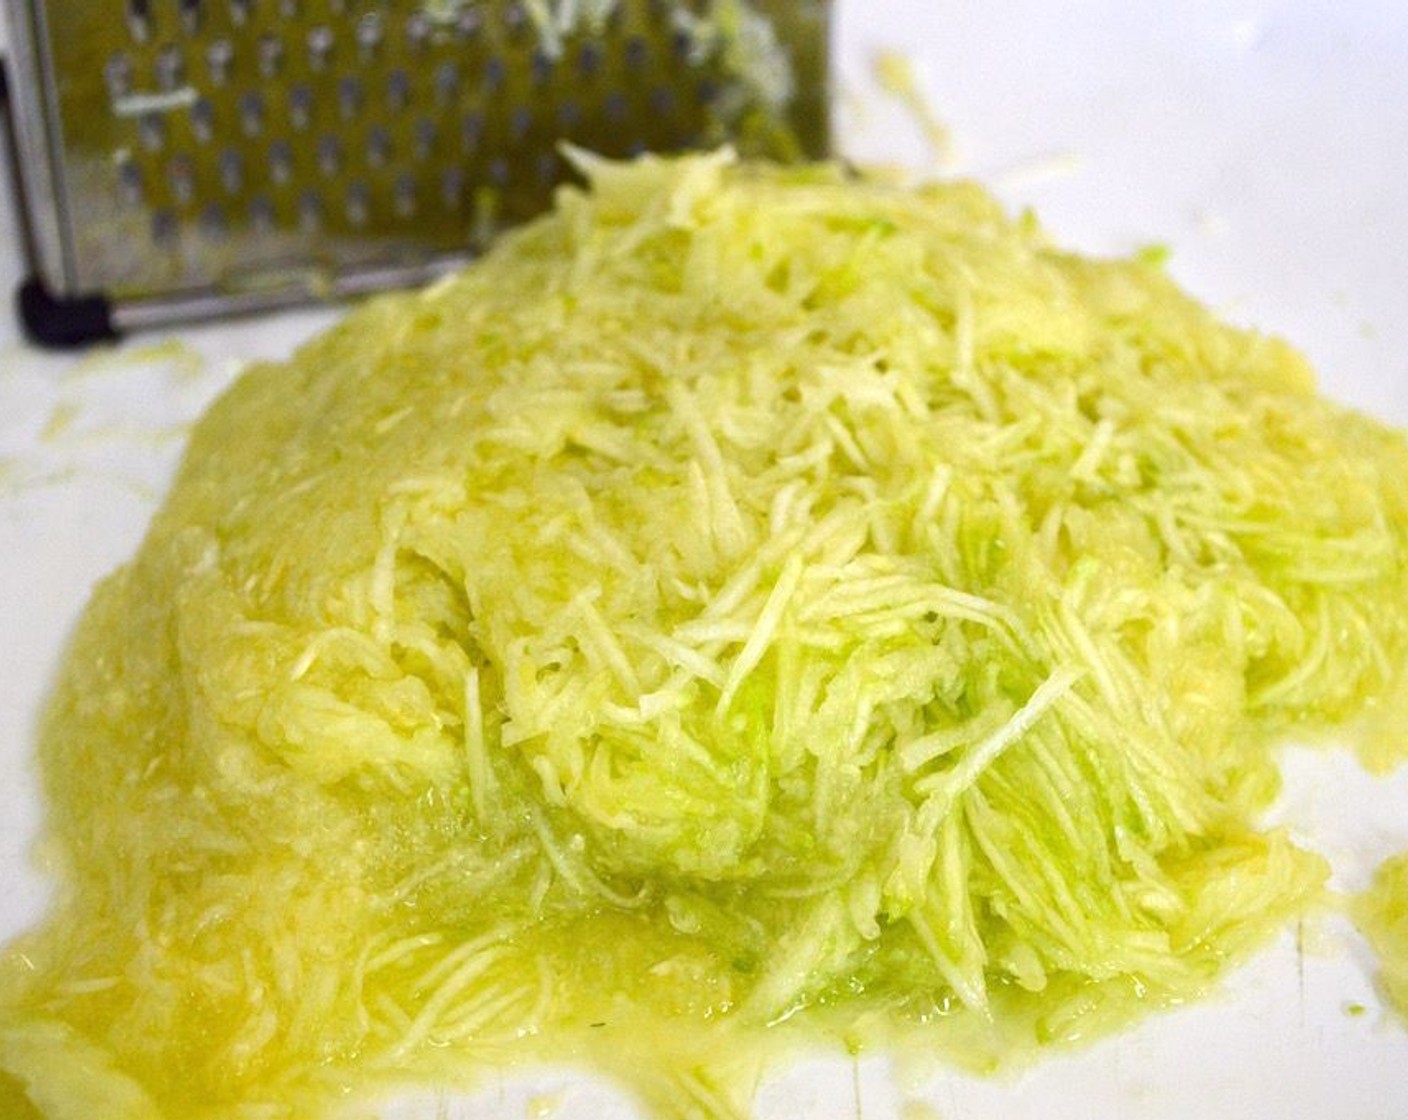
top-left (0, 0), bottom-right (830, 346)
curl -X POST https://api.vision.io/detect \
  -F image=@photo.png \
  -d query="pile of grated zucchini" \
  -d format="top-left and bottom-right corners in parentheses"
top-left (4, 151), bottom-right (1408, 1119)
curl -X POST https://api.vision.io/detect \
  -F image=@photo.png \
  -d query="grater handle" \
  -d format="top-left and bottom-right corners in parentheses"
top-left (1, 59), bottom-right (118, 348)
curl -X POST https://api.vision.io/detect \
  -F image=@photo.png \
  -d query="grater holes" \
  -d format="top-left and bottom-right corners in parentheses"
top-left (412, 118), bottom-right (438, 162)
top-left (649, 86), bottom-right (677, 118)
top-left (249, 194), bottom-right (275, 232)
top-left (530, 49), bottom-right (554, 88)
top-left (306, 25), bottom-right (334, 71)
top-left (219, 149), bottom-right (244, 194)
top-left (535, 150), bottom-right (559, 188)
top-left (151, 208), bottom-right (179, 247)
top-left (155, 45), bottom-right (186, 92)
top-left (316, 135), bottom-right (343, 177)
top-left (338, 76), bottom-right (364, 120)
top-left (557, 99), bottom-right (582, 130)
top-left (199, 204), bottom-right (228, 241)
top-left (501, 2), bottom-right (529, 43)
top-left (36, 0), bottom-right (826, 296)
top-left (257, 33), bottom-right (285, 79)
top-left (623, 36), bottom-right (649, 72)
top-left (366, 125), bottom-right (392, 168)
top-left (434, 62), bottom-right (460, 106)
top-left (345, 181), bottom-right (370, 227)
top-left (482, 56), bottom-right (506, 94)
top-left (453, 8), bottom-right (482, 40)
top-left (386, 69), bottom-right (411, 113)
top-left (299, 190), bottom-right (324, 233)
top-left (393, 173), bottom-right (417, 219)
top-left (191, 97), bottom-right (216, 143)
top-left (205, 38), bottom-right (234, 85)
top-left (179, 0), bottom-right (202, 36)
top-left (239, 90), bottom-right (266, 137)
top-left (101, 3), bottom-right (711, 257)
top-left (577, 41), bottom-right (603, 80)
top-left (117, 159), bottom-right (145, 207)
top-left (508, 106), bottom-right (532, 144)
top-left (127, 0), bottom-right (153, 44)
top-left (140, 113), bottom-right (167, 151)
top-left (167, 155), bottom-right (196, 206)
top-left (441, 166), bottom-right (466, 211)
top-left (105, 54), bottom-right (134, 100)
top-left (288, 83), bottom-right (314, 131)
top-left (405, 12), bottom-right (432, 52)
top-left (355, 12), bottom-right (384, 59)
top-left (461, 111), bottom-right (484, 152)
top-left (268, 139), bottom-right (293, 185)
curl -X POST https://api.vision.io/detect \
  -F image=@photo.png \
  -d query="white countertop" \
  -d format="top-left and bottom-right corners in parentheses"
top-left (3, 4), bottom-right (1408, 1118)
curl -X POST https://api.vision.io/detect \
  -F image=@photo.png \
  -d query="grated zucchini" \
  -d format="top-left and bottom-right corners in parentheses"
top-left (1356, 853), bottom-right (1408, 1021)
top-left (3, 150), bottom-right (1408, 1118)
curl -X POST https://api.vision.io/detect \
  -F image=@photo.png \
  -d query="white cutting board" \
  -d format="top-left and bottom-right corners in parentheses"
top-left (2, 3), bottom-right (1407, 1117)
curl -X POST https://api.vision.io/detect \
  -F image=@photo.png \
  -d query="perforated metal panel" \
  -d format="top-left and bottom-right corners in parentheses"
top-left (3, 0), bottom-right (829, 334)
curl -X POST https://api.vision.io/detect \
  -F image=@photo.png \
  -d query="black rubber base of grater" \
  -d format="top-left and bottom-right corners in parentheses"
top-left (1, 59), bottom-right (119, 348)
top-left (16, 276), bottom-right (119, 350)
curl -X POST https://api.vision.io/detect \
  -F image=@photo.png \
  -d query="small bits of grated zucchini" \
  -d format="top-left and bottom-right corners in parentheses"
top-left (1355, 853), bottom-right (1408, 1021)
top-left (4, 150), bottom-right (1408, 1118)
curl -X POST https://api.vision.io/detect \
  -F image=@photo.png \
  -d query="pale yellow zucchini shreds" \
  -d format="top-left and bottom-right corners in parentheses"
top-left (1355, 853), bottom-right (1408, 1022)
top-left (3, 150), bottom-right (1408, 1119)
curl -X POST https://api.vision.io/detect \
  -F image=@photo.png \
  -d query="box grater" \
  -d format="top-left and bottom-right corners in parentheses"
top-left (0, 0), bottom-right (830, 347)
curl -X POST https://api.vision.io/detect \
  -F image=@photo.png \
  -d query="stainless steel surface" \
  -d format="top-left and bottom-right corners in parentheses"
top-left (109, 248), bottom-right (465, 330)
top-left (2, 0), bottom-right (831, 334)
top-left (3, 0), bottom-right (69, 286)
